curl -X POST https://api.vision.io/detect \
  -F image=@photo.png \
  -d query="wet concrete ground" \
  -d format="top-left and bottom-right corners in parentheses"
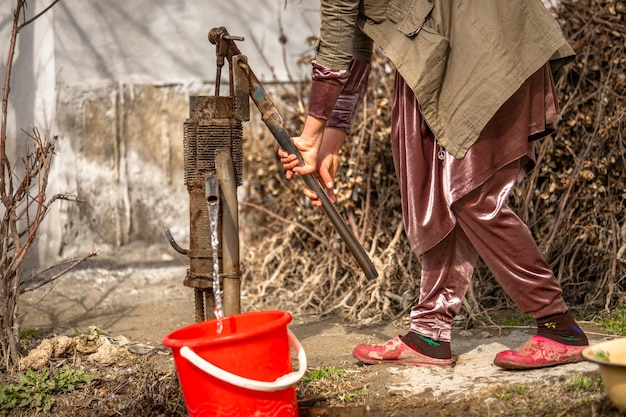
top-left (291, 316), bottom-right (604, 402)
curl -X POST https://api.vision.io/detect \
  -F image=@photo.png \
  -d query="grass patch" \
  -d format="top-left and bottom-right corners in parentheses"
top-left (498, 313), bottom-right (535, 327)
top-left (335, 387), bottom-right (368, 403)
top-left (598, 309), bottom-right (626, 336)
top-left (298, 365), bottom-right (367, 407)
top-left (565, 374), bottom-right (603, 392)
top-left (301, 365), bottom-right (345, 383)
top-left (499, 385), bottom-right (528, 401)
top-left (19, 329), bottom-right (42, 340)
top-left (483, 373), bottom-right (617, 417)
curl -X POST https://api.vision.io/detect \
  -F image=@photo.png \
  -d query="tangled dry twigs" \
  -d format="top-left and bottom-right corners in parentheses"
top-left (241, 0), bottom-right (625, 326)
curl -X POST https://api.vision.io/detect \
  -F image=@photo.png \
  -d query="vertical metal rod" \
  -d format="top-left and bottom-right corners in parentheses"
top-left (203, 289), bottom-right (216, 320)
top-left (215, 62), bottom-right (222, 96)
top-left (216, 149), bottom-right (241, 315)
top-left (194, 288), bottom-right (205, 322)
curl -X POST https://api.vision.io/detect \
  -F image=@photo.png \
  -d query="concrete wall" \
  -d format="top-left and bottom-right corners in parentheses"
top-left (0, 0), bottom-right (319, 265)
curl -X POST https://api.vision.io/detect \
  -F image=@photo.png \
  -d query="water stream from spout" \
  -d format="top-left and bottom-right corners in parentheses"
top-left (208, 201), bottom-right (224, 333)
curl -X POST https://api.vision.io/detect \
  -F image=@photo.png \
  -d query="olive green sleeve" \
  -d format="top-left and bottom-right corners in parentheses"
top-left (317, 0), bottom-right (370, 69)
top-left (353, 26), bottom-right (374, 64)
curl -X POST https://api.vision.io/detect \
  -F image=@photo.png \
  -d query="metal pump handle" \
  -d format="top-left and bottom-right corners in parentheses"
top-left (209, 26), bottom-right (378, 279)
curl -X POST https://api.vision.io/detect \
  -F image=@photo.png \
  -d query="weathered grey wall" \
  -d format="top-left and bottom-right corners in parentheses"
top-left (0, 0), bottom-right (319, 266)
top-left (51, 83), bottom-right (193, 257)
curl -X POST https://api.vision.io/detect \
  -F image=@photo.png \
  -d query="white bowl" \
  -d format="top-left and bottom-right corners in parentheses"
top-left (582, 338), bottom-right (626, 412)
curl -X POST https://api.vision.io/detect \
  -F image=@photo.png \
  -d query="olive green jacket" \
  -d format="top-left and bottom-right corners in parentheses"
top-left (316, 0), bottom-right (575, 158)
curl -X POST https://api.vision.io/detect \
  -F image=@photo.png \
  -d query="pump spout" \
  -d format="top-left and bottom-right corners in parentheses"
top-left (205, 176), bottom-right (220, 206)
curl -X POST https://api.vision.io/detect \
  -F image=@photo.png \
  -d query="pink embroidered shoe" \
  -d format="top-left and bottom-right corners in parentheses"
top-left (352, 335), bottom-right (454, 366)
top-left (493, 335), bottom-right (587, 370)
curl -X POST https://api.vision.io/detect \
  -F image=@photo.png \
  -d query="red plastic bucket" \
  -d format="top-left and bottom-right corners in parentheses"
top-left (162, 310), bottom-right (306, 417)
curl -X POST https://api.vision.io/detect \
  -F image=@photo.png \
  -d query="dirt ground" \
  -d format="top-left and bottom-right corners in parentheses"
top-left (17, 248), bottom-right (626, 416)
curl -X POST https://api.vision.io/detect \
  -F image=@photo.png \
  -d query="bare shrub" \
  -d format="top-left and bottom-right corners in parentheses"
top-left (1, 0), bottom-right (96, 372)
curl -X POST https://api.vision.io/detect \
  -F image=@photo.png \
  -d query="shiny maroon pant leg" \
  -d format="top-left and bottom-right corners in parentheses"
top-left (410, 226), bottom-right (479, 341)
top-left (410, 160), bottom-right (568, 342)
top-left (452, 160), bottom-right (568, 317)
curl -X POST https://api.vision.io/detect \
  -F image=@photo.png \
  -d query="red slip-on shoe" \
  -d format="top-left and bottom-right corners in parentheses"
top-left (352, 335), bottom-right (454, 366)
top-left (493, 335), bottom-right (587, 370)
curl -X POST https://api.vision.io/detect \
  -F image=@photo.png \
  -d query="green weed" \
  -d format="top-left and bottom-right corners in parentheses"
top-left (337, 388), bottom-right (368, 402)
top-left (19, 329), bottom-right (41, 340)
top-left (599, 308), bottom-right (626, 336)
top-left (298, 366), bottom-right (366, 407)
top-left (499, 385), bottom-right (528, 401)
top-left (302, 365), bottom-right (344, 383)
top-left (501, 314), bottom-right (534, 327)
top-left (565, 375), bottom-right (604, 392)
top-left (19, 329), bottom-right (43, 350)
top-left (565, 375), bottom-right (595, 392)
top-left (0, 364), bottom-right (97, 413)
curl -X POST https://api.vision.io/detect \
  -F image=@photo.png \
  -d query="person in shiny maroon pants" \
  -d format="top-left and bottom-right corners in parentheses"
top-left (279, 0), bottom-right (588, 369)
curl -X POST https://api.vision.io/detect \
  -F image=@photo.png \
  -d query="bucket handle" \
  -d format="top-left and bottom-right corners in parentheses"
top-left (179, 329), bottom-right (307, 392)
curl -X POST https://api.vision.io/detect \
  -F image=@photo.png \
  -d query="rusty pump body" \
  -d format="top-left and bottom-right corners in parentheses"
top-left (167, 27), bottom-right (378, 323)
top-left (165, 30), bottom-right (248, 322)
